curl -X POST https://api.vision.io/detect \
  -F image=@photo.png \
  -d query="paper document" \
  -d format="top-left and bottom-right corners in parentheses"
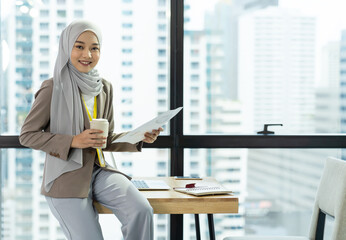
top-left (113, 107), bottom-right (183, 144)
top-left (173, 186), bottom-right (232, 196)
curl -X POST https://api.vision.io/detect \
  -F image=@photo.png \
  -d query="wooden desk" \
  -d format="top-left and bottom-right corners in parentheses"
top-left (94, 177), bottom-right (238, 240)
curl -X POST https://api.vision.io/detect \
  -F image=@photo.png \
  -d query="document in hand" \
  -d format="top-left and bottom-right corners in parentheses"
top-left (113, 107), bottom-right (183, 144)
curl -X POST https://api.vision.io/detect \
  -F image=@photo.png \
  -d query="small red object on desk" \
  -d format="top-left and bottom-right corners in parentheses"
top-left (185, 183), bottom-right (196, 188)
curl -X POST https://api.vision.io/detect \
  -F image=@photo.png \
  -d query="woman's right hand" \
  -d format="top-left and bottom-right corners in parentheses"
top-left (71, 129), bottom-right (107, 149)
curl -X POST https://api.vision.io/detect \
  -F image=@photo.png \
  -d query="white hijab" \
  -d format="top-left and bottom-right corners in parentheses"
top-left (44, 20), bottom-right (103, 192)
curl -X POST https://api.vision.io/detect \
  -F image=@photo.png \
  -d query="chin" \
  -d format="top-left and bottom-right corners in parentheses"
top-left (78, 68), bottom-right (91, 73)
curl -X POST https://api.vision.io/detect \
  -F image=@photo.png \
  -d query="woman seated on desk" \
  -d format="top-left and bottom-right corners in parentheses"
top-left (20, 20), bottom-right (162, 240)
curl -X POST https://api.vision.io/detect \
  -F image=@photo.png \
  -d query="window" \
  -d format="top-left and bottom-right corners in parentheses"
top-left (40, 35), bottom-right (49, 42)
top-left (57, 10), bottom-right (66, 18)
top-left (158, 49), bottom-right (166, 57)
top-left (158, 24), bottom-right (166, 31)
top-left (122, 86), bottom-right (132, 91)
top-left (122, 74), bottom-right (133, 79)
top-left (57, 22), bottom-right (66, 30)
top-left (122, 23), bottom-right (133, 28)
top-left (40, 22), bottom-right (49, 30)
top-left (40, 74), bottom-right (49, 80)
top-left (190, 74), bottom-right (199, 81)
top-left (122, 48), bottom-right (132, 54)
top-left (158, 62), bottom-right (166, 69)
top-left (122, 112), bottom-right (133, 117)
top-left (158, 99), bottom-right (166, 107)
top-left (158, 36), bottom-right (166, 44)
top-left (122, 61), bottom-right (133, 66)
top-left (74, 10), bottom-right (83, 18)
top-left (122, 10), bottom-right (133, 16)
top-left (158, 74), bottom-right (166, 81)
top-left (40, 48), bottom-right (49, 55)
top-left (121, 124), bottom-right (132, 129)
top-left (190, 99), bottom-right (199, 107)
top-left (122, 36), bottom-right (133, 41)
top-left (121, 99), bottom-right (132, 104)
top-left (190, 49), bottom-right (199, 57)
top-left (40, 10), bottom-right (49, 17)
top-left (158, 11), bottom-right (166, 19)
top-left (2, 1), bottom-right (343, 240)
top-left (158, 87), bottom-right (166, 94)
top-left (190, 62), bottom-right (199, 69)
top-left (158, 0), bottom-right (166, 7)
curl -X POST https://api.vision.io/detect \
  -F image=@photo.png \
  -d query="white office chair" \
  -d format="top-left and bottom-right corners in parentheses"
top-left (224, 157), bottom-right (346, 240)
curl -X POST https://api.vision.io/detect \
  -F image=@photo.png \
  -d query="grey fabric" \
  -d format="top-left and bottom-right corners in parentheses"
top-left (309, 157), bottom-right (346, 240)
top-left (45, 20), bottom-right (103, 192)
top-left (224, 157), bottom-right (346, 240)
top-left (46, 166), bottom-right (153, 240)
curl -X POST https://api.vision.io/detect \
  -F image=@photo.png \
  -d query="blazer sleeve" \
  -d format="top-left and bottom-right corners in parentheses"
top-left (19, 80), bottom-right (74, 160)
top-left (103, 82), bottom-right (143, 152)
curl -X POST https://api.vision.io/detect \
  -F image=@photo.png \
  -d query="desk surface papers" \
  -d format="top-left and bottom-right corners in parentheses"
top-left (113, 107), bottom-right (183, 144)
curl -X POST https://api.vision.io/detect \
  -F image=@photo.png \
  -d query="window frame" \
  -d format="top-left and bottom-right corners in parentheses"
top-left (1, 0), bottom-right (346, 239)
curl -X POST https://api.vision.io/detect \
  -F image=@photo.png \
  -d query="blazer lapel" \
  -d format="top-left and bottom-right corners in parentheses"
top-left (81, 98), bottom-right (90, 130)
top-left (98, 88), bottom-right (106, 118)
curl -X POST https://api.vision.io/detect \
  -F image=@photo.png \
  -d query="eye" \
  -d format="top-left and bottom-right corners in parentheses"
top-left (75, 45), bottom-right (83, 50)
top-left (92, 47), bottom-right (100, 51)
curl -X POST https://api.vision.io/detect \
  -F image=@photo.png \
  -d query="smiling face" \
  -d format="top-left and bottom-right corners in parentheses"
top-left (70, 31), bottom-right (100, 73)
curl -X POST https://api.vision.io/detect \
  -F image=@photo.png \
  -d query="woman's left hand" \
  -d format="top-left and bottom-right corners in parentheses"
top-left (143, 127), bottom-right (163, 143)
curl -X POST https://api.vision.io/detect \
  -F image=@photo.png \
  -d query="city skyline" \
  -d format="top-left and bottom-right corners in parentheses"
top-left (1, 0), bottom-right (345, 239)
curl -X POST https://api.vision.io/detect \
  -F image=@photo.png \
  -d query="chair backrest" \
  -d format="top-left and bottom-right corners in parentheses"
top-left (309, 157), bottom-right (346, 240)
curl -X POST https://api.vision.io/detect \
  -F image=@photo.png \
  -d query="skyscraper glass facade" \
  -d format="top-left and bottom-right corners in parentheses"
top-left (1, 0), bottom-right (346, 239)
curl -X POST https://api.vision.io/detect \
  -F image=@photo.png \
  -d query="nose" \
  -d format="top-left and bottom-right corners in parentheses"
top-left (82, 49), bottom-right (92, 58)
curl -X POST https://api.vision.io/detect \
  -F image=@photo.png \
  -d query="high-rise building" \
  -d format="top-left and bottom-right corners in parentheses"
top-left (239, 7), bottom-right (316, 133)
top-left (316, 42), bottom-right (340, 133)
top-left (3, 0), bottom-right (86, 239)
top-left (340, 30), bottom-right (346, 158)
top-left (238, 6), bottom-right (321, 235)
top-left (200, 0), bottom-right (278, 238)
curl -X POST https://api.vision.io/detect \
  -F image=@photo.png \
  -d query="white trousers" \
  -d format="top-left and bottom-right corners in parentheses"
top-left (46, 166), bottom-right (154, 240)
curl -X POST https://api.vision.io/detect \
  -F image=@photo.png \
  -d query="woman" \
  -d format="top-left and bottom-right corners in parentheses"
top-left (19, 20), bottom-right (161, 240)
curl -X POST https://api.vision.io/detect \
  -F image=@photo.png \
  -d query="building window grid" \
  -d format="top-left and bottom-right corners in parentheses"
top-left (2, 2), bottom-right (344, 240)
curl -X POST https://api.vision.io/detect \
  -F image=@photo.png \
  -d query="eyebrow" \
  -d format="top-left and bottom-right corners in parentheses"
top-left (75, 40), bottom-right (99, 45)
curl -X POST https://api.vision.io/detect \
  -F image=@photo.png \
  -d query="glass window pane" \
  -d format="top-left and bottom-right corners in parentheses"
top-left (1, 148), bottom-right (170, 239)
top-left (184, 148), bottom-right (341, 239)
top-left (1, 0), bottom-right (170, 239)
top-left (184, 0), bottom-right (346, 134)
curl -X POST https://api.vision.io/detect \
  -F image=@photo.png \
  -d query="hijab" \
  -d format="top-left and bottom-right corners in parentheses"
top-left (44, 20), bottom-right (103, 192)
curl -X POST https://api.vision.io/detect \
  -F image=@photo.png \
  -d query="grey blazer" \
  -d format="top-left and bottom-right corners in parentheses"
top-left (20, 79), bottom-right (142, 198)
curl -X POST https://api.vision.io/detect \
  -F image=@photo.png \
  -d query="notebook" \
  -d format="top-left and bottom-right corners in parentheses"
top-left (131, 179), bottom-right (170, 190)
top-left (173, 186), bottom-right (232, 196)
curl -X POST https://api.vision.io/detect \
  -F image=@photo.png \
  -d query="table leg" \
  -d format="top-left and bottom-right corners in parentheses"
top-left (207, 214), bottom-right (215, 240)
top-left (170, 214), bottom-right (183, 240)
top-left (194, 214), bottom-right (201, 240)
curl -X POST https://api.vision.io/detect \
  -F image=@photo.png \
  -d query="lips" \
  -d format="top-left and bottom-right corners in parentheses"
top-left (79, 60), bottom-right (92, 66)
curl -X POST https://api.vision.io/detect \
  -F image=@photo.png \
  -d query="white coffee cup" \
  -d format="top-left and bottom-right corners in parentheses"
top-left (90, 118), bottom-right (109, 149)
